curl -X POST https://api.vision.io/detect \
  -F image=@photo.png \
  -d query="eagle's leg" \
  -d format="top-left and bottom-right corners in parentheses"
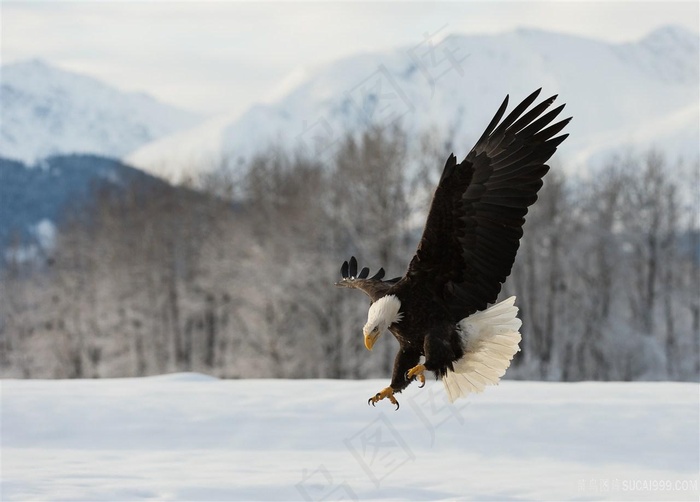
top-left (368, 348), bottom-right (420, 410)
top-left (368, 386), bottom-right (400, 410)
top-left (406, 364), bottom-right (426, 388)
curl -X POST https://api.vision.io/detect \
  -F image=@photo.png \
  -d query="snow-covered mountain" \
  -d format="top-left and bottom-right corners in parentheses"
top-left (128, 25), bottom-right (699, 180)
top-left (1, 60), bottom-right (200, 164)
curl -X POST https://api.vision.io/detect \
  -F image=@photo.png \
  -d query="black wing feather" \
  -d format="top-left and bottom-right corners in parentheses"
top-left (335, 256), bottom-right (400, 302)
top-left (406, 90), bottom-right (570, 319)
top-left (348, 256), bottom-right (358, 278)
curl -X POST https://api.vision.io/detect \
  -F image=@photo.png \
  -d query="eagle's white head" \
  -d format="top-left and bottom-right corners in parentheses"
top-left (363, 294), bottom-right (403, 351)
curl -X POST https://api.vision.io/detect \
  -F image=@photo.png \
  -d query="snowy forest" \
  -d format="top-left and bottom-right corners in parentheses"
top-left (1, 127), bottom-right (698, 382)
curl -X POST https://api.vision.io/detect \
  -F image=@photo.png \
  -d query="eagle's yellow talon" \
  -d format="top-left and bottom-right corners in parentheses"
top-left (368, 386), bottom-right (400, 410)
top-left (406, 364), bottom-right (426, 387)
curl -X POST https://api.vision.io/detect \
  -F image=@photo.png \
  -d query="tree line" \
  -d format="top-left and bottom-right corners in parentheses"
top-left (1, 128), bottom-right (698, 381)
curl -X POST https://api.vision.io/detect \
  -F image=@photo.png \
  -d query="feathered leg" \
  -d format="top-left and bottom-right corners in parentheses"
top-left (368, 348), bottom-right (421, 410)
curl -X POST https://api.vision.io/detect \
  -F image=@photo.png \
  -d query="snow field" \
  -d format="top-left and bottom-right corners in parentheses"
top-left (1, 374), bottom-right (698, 501)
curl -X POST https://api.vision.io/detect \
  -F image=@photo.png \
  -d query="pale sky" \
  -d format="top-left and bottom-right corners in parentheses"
top-left (2, 1), bottom-right (698, 118)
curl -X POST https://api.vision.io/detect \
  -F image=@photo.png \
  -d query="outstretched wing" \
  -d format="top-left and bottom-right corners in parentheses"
top-left (335, 256), bottom-right (400, 302)
top-left (406, 88), bottom-right (571, 320)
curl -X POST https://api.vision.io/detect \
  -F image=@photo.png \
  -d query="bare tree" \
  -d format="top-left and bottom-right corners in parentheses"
top-left (1, 143), bottom-right (698, 383)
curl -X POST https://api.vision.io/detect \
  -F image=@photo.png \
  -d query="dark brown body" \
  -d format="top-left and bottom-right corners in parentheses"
top-left (386, 278), bottom-right (465, 391)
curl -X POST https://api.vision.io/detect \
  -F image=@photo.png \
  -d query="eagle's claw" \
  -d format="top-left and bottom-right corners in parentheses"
top-left (368, 387), bottom-right (400, 410)
top-left (406, 364), bottom-right (427, 388)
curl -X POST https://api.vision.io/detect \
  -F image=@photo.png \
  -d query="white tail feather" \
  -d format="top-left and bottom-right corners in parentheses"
top-left (443, 296), bottom-right (522, 403)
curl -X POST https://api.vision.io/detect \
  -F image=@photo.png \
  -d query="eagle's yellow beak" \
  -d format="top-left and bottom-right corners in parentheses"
top-left (364, 327), bottom-right (380, 351)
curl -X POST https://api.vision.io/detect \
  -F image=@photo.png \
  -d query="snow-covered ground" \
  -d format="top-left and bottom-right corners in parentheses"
top-left (2, 374), bottom-right (698, 501)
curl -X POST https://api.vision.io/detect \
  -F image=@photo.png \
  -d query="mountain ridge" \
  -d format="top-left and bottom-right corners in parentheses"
top-left (1, 59), bottom-right (201, 164)
top-left (127, 25), bottom-right (699, 180)
top-left (0, 154), bottom-right (171, 262)
top-left (1, 26), bottom-right (697, 180)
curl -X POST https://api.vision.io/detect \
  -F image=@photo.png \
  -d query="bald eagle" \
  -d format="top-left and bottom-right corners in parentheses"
top-left (335, 88), bottom-right (570, 408)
